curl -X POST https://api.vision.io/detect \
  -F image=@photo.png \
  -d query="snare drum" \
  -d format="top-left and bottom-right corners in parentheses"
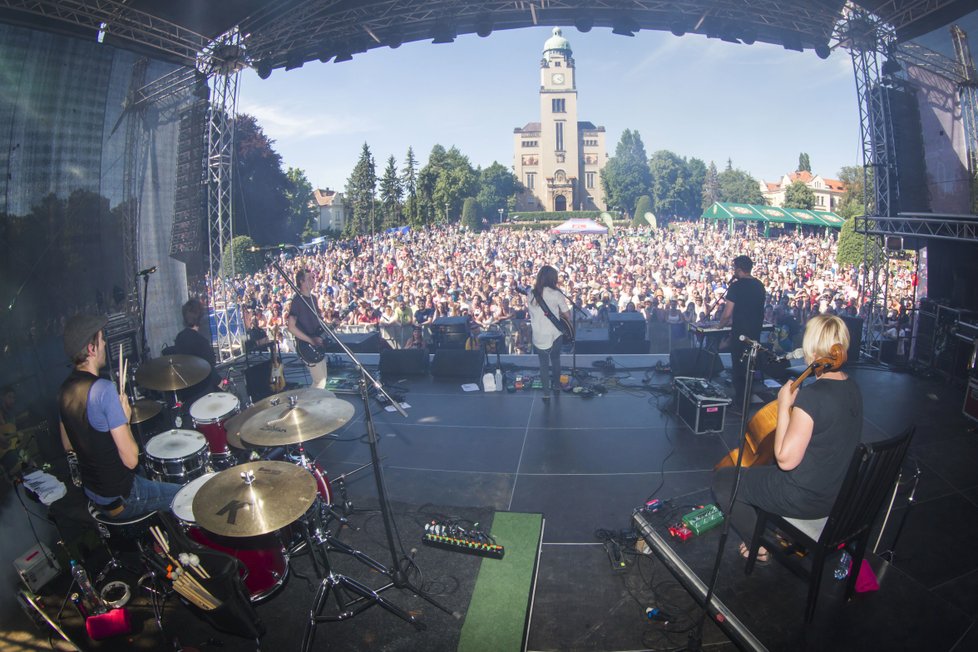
top-left (169, 472), bottom-right (288, 603)
top-left (144, 429), bottom-right (210, 483)
top-left (189, 392), bottom-right (240, 455)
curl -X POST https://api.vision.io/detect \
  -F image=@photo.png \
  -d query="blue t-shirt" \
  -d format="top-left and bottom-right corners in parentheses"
top-left (87, 379), bottom-right (127, 432)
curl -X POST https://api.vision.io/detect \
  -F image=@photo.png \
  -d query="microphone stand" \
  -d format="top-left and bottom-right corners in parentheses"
top-left (262, 253), bottom-right (452, 651)
top-left (686, 339), bottom-right (760, 652)
top-left (139, 272), bottom-right (151, 361)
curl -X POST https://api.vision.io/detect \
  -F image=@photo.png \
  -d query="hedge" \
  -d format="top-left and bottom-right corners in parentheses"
top-left (508, 210), bottom-right (604, 222)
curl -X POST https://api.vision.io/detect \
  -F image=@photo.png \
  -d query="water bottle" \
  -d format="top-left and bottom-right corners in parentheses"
top-left (833, 550), bottom-right (852, 580)
top-left (71, 560), bottom-right (105, 614)
top-left (66, 451), bottom-right (82, 487)
top-left (494, 368), bottom-right (503, 391)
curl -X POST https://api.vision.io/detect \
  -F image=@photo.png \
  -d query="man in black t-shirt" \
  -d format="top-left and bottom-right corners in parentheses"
top-left (172, 298), bottom-right (220, 403)
top-left (287, 268), bottom-right (328, 389)
top-left (718, 255), bottom-right (766, 409)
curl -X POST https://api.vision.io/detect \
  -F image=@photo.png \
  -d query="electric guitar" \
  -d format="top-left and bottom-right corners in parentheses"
top-left (296, 329), bottom-right (330, 365)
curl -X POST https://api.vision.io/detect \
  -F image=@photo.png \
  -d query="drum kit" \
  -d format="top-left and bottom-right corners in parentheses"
top-left (126, 354), bottom-right (361, 604)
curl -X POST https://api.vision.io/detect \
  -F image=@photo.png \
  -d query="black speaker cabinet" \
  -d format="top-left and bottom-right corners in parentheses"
top-left (245, 360), bottom-right (275, 403)
top-left (432, 316), bottom-right (472, 350)
top-left (379, 348), bottom-right (429, 378)
top-left (431, 349), bottom-right (484, 379)
top-left (670, 347), bottom-right (724, 379)
top-left (325, 331), bottom-right (381, 353)
top-left (609, 313), bottom-right (647, 353)
top-left (839, 316), bottom-right (863, 362)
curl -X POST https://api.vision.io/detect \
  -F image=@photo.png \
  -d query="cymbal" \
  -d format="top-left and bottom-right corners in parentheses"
top-left (225, 388), bottom-right (336, 449)
top-left (130, 399), bottom-right (162, 424)
top-left (239, 394), bottom-right (354, 447)
top-left (192, 461), bottom-right (316, 537)
top-left (135, 355), bottom-right (211, 391)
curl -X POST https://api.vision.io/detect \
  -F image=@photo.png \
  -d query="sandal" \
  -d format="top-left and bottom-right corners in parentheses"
top-left (739, 542), bottom-right (770, 565)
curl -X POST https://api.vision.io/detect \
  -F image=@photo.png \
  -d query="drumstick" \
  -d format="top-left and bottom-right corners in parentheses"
top-left (118, 344), bottom-right (124, 392)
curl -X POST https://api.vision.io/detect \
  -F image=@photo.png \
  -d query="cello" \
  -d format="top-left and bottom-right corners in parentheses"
top-left (715, 343), bottom-right (847, 469)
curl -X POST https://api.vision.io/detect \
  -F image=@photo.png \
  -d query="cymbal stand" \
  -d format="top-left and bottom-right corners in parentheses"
top-left (262, 253), bottom-right (450, 652)
top-left (686, 341), bottom-right (760, 652)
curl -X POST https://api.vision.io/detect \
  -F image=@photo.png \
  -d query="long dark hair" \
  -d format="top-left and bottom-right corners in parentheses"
top-left (532, 265), bottom-right (558, 305)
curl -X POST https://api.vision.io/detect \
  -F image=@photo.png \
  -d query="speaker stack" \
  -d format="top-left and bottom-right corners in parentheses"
top-left (432, 316), bottom-right (472, 350)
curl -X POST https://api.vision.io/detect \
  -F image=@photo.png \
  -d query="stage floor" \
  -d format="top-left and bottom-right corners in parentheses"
top-left (2, 352), bottom-right (977, 650)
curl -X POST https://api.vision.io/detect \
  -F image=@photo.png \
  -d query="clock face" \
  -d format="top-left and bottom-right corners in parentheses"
top-left (551, 73), bottom-right (564, 84)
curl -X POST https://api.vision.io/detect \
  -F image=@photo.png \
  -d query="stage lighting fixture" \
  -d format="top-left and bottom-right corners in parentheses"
top-left (285, 52), bottom-right (304, 71)
top-left (881, 58), bottom-right (902, 76)
top-left (386, 30), bottom-right (403, 48)
top-left (814, 43), bottom-right (831, 59)
top-left (317, 48), bottom-right (334, 63)
top-left (740, 26), bottom-right (756, 45)
top-left (255, 61), bottom-right (272, 79)
top-left (575, 13), bottom-right (594, 33)
top-left (611, 15), bottom-right (639, 37)
top-left (670, 21), bottom-right (686, 37)
top-left (333, 51), bottom-right (353, 63)
top-left (431, 22), bottom-right (457, 44)
top-left (475, 13), bottom-right (494, 38)
top-left (782, 33), bottom-right (803, 52)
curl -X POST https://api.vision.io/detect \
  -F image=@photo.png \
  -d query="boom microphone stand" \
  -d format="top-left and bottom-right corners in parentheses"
top-left (261, 252), bottom-right (452, 651)
top-left (686, 337), bottom-right (760, 652)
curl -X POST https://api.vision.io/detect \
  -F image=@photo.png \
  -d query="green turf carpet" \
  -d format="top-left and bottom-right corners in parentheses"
top-left (457, 511), bottom-right (544, 652)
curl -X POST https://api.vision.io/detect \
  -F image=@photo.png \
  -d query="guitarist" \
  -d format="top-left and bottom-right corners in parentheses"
top-left (287, 268), bottom-right (327, 389)
top-left (711, 315), bottom-right (863, 565)
top-left (717, 255), bottom-right (766, 411)
top-left (527, 265), bottom-right (571, 402)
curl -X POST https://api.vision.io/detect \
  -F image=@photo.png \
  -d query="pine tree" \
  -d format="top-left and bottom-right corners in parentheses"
top-left (702, 161), bottom-right (721, 211)
top-left (401, 147), bottom-right (419, 226)
top-left (379, 155), bottom-right (402, 230)
top-left (345, 142), bottom-right (377, 236)
top-left (798, 152), bottom-right (811, 172)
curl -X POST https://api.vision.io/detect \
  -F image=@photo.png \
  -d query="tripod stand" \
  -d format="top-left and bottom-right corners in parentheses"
top-left (261, 253), bottom-right (452, 651)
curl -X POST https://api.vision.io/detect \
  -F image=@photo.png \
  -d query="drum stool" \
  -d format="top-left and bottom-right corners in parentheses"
top-left (87, 503), bottom-right (157, 584)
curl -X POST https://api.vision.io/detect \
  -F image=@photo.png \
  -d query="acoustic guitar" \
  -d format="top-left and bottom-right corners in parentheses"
top-left (715, 343), bottom-right (847, 469)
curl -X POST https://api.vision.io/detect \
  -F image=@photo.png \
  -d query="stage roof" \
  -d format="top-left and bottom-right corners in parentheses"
top-left (0, 1), bottom-right (973, 72)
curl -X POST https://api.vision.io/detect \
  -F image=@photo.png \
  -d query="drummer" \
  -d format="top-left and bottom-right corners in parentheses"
top-left (59, 314), bottom-right (181, 520)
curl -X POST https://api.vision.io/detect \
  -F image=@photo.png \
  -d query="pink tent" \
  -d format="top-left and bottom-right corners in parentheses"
top-left (550, 218), bottom-right (608, 234)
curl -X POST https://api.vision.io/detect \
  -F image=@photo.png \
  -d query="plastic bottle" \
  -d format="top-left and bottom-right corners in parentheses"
top-left (494, 368), bottom-right (503, 391)
top-left (71, 560), bottom-right (104, 614)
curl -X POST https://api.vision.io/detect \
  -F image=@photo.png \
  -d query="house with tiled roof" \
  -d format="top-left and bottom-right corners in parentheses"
top-left (312, 188), bottom-right (347, 232)
top-left (760, 170), bottom-right (846, 212)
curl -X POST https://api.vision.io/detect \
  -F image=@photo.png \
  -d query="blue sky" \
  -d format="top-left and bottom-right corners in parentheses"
top-left (237, 16), bottom-right (975, 194)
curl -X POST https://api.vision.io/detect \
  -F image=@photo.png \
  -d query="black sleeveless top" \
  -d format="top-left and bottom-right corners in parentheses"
top-left (59, 369), bottom-right (134, 499)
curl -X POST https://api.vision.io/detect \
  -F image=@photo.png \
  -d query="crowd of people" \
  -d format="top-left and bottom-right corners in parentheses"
top-left (208, 221), bottom-right (917, 354)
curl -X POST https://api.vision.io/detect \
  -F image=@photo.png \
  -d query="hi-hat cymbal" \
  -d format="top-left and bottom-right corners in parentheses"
top-left (239, 395), bottom-right (354, 447)
top-left (225, 388), bottom-right (336, 449)
top-left (192, 461), bottom-right (316, 537)
top-left (135, 355), bottom-right (211, 391)
top-left (130, 399), bottom-right (162, 424)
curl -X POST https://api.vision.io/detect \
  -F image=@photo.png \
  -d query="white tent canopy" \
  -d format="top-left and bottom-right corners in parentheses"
top-left (550, 218), bottom-right (608, 234)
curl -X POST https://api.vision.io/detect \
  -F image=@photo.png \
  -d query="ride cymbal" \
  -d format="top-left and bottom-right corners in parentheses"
top-left (239, 394), bottom-right (354, 447)
top-left (192, 461), bottom-right (316, 537)
top-left (135, 355), bottom-right (211, 391)
top-left (224, 388), bottom-right (336, 449)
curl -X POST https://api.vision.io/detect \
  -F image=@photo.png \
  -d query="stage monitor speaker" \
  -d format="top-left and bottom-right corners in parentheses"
top-left (379, 348), bottom-right (429, 378)
top-left (839, 316), bottom-right (863, 362)
top-left (325, 331), bottom-right (380, 353)
top-left (431, 349), bottom-right (484, 380)
top-left (245, 360), bottom-right (275, 403)
top-left (670, 347), bottom-right (723, 379)
top-left (609, 312), bottom-right (646, 348)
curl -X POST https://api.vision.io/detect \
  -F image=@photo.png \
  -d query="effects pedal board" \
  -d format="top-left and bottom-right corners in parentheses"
top-left (682, 504), bottom-right (724, 536)
top-left (422, 533), bottom-right (505, 559)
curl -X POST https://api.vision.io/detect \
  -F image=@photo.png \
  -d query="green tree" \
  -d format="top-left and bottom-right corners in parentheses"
top-left (648, 150), bottom-right (690, 220)
top-left (285, 167), bottom-right (317, 242)
top-left (379, 155), bottom-right (403, 230)
top-left (401, 147), bottom-right (419, 226)
top-left (836, 216), bottom-right (883, 268)
top-left (345, 142), bottom-right (377, 236)
top-left (425, 146), bottom-right (477, 224)
top-left (718, 165), bottom-right (765, 205)
top-left (233, 114), bottom-right (291, 244)
top-left (461, 197), bottom-right (481, 231)
top-left (783, 180), bottom-right (816, 210)
top-left (600, 128), bottom-right (651, 216)
top-left (836, 165), bottom-right (869, 219)
top-left (632, 195), bottom-right (653, 227)
top-left (222, 235), bottom-right (263, 276)
top-left (702, 161), bottom-right (722, 211)
top-left (685, 157), bottom-right (707, 217)
top-left (798, 152), bottom-right (811, 172)
top-left (476, 162), bottom-right (520, 222)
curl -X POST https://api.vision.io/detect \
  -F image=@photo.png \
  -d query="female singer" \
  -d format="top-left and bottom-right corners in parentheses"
top-left (526, 265), bottom-right (571, 401)
top-left (712, 314), bottom-right (863, 563)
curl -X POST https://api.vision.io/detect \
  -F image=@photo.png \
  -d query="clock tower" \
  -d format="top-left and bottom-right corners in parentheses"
top-left (513, 28), bottom-right (606, 212)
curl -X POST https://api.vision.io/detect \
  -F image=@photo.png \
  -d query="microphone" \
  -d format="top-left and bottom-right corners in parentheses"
top-left (136, 266), bottom-right (157, 277)
top-left (247, 244), bottom-right (290, 253)
top-left (777, 348), bottom-right (805, 362)
top-left (738, 334), bottom-right (763, 347)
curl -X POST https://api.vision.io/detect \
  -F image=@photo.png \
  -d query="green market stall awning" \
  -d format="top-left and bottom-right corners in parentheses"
top-left (702, 203), bottom-right (843, 229)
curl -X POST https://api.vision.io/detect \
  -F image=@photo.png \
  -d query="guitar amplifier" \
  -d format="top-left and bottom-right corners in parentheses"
top-left (964, 376), bottom-right (978, 424)
top-left (674, 377), bottom-right (731, 435)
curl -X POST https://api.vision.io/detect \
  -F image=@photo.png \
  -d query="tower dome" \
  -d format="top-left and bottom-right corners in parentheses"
top-left (543, 27), bottom-right (571, 55)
